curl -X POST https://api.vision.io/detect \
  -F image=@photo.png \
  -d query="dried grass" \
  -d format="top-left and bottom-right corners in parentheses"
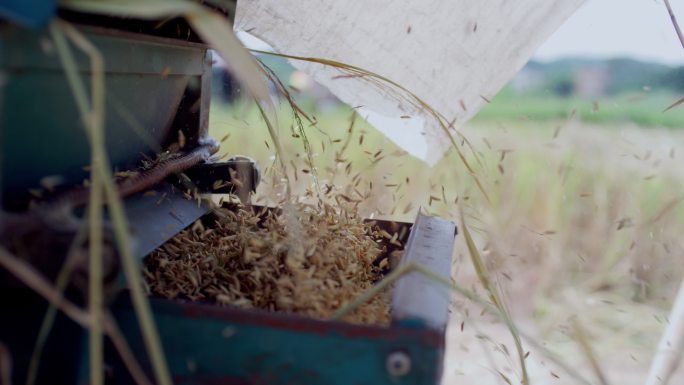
top-left (50, 19), bottom-right (172, 385)
top-left (144, 201), bottom-right (393, 325)
top-left (0, 341), bottom-right (11, 385)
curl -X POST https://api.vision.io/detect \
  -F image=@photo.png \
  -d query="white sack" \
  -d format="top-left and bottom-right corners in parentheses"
top-left (236, 0), bottom-right (585, 165)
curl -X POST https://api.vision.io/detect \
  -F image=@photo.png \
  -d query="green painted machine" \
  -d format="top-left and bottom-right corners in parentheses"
top-left (0, 2), bottom-right (457, 384)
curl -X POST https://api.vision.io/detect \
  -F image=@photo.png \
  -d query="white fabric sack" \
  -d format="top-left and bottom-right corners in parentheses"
top-left (236, 0), bottom-right (585, 165)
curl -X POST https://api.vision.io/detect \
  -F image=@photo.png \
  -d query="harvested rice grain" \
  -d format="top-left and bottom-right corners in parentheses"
top-left (144, 201), bottom-right (392, 325)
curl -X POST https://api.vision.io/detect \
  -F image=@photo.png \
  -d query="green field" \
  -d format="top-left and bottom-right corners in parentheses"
top-left (474, 89), bottom-right (684, 128)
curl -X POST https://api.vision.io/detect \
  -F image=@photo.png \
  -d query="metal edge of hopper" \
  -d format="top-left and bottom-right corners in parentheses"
top-left (390, 212), bottom-right (456, 331)
top-left (108, 292), bottom-right (445, 385)
top-left (111, 36), bottom-right (215, 262)
top-left (116, 29), bottom-right (215, 261)
top-left (106, 211), bottom-right (449, 384)
top-left (122, 182), bottom-right (211, 262)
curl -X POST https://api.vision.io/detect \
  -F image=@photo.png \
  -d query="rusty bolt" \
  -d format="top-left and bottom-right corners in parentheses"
top-left (386, 351), bottom-right (411, 377)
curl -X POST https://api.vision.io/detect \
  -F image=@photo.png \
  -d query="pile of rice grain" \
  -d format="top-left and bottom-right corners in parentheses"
top-left (143, 202), bottom-right (391, 325)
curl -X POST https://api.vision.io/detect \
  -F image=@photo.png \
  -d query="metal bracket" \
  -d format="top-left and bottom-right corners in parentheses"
top-left (391, 213), bottom-right (456, 331)
top-left (169, 156), bottom-right (260, 203)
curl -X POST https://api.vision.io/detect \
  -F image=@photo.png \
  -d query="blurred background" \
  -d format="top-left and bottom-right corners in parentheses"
top-left (211, 0), bottom-right (684, 383)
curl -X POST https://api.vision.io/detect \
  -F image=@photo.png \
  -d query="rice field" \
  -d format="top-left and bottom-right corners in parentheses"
top-left (210, 99), bottom-right (684, 384)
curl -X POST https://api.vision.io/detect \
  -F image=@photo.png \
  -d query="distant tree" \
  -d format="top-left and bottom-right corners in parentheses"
top-left (548, 76), bottom-right (573, 97)
top-left (605, 58), bottom-right (671, 94)
top-left (658, 67), bottom-right (684, 92)
top-left (520, 58), bottom-right (683, 96)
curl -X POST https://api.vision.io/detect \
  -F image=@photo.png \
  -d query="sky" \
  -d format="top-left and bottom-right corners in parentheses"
top-left (237, 0), bottom-right (684, 65)
top-left (533, 0), bottom-right (684, 65)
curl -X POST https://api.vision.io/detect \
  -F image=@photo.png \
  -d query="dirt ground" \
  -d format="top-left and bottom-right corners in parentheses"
top-left (442, 310), bottom-right (684, 385)
top-left (441, 263), bottom-right (684, 385)
top-left (436, 122), bottom-right (684, 385)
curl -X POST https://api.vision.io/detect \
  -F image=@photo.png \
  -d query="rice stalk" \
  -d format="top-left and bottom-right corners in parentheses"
top-left (331, 260), bottom-right (592, 385)
top-left (25, 214), bottom-right (88, 385)
top-left (662, 0), bottom-right (684, 112)
top-left (570, 318), bottom-right (609, 385)
top-left (60, 0), bottom-right (197, 17)
top-left (257, 59), bottom-right (321, 196)
top-left (325, 110), bottom-right (358, 186)
top-left (0, 246), bottom-right (91, 327)
top-left (340, 111), bottom-right (357, 157)
top-left (257, 59), bottom-right (316, 125)
top-left (48, 21), bottom-right (105, 385)
top-left (103, 312), bottom-right (155, 385)
top-left (663, 0), bottom-right (684, 50)
top-left (663, 96), bottom-right (684, 112)
top-left (250, 49), bottom-right (492, 204)
top-left (51, 20), bottom-right (172, 385)
top-left (0, 246), bottom-right (153, 385)
top-left (460, 211), bottom-right (529, 385)
top-left (0, 341), bottom-right (12, 385)
top-left (23, 209), bottom-right (154, 385)
top-left (80, 32), bottom-right (104, 385)
top-left (255, 99), bottom-right (290, 195)
top-left (330, 262), bottom-right (412, 321)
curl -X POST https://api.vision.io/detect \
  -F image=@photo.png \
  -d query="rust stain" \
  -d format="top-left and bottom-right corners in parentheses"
top-left (173, 299), bottom-right (443, 347)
